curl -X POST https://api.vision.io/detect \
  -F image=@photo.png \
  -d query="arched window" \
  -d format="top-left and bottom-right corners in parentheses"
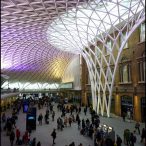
top-left (137, 52), bottom-right (145, 82)
top-left (119, 57), bottom-right (131, 83)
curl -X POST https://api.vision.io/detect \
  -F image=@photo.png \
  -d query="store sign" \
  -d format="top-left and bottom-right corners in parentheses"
top-left (59, 82), bottom-right (73, 89)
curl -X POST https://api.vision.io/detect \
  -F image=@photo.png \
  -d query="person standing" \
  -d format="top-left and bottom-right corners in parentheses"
top-left (127, 109), bottom-right (131, 122)
top-left (51, 129), bottom-right (56, 144)
top-left (10, 130), bottom-right (15, 146)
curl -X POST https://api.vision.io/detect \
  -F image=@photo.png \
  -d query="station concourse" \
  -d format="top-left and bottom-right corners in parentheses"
top-left (1, 0), bottom-right (145, 146)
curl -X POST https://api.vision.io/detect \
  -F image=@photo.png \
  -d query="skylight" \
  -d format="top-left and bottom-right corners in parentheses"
top-left (47, 0), bottom-right (144, 53)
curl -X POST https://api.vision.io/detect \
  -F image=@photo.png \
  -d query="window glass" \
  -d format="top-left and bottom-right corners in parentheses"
top-left (121, 31), bottom-right (128, 48)
top-left (138, 52), bottom-right (145, 82)
top-left (140, 23), bottom-right (145, 42)
top-left (123, 65), bottom-right (128, 82)
top-left (119, 57), bottom-right (131, 83)
top-left (106, 40), bottom-right (112, 54)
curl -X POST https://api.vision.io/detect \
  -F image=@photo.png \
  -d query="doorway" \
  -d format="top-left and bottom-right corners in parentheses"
top-left (121, 95), bottom-right (133, 119)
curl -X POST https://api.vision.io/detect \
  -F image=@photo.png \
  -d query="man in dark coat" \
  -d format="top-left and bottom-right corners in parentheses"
top-left (51, 129), bottom-right (56, 144)
top-left (10, 130), bottom-right (15, 146)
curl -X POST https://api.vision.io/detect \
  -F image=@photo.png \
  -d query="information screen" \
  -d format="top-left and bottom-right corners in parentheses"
top-left (23, 104), bottom-right (29, 113)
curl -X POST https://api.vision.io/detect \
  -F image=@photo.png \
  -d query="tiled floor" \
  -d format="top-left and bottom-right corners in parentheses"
top-left (1, 103), bottom-right (145, 146)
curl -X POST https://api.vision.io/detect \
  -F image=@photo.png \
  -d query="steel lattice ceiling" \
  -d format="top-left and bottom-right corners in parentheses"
top-left (1, 0), bottom-right (89, 83)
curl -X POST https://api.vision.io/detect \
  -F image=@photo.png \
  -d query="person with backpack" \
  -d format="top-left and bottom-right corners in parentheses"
top-left (51, 129), bottom-right (56, 144)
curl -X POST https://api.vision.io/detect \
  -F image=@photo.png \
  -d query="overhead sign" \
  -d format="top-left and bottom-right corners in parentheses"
top-left (59, 82), bottom-right (73, 89)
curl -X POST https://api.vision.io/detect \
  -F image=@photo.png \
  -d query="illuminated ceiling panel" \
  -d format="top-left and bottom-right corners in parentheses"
top-left (1, 0), bottom-right (85, 83)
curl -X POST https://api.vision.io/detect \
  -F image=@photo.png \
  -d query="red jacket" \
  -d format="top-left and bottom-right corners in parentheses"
top-left (16, 129), bottom-right (20, 137)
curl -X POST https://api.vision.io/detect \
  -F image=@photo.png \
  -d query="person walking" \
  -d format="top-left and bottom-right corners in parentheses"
top-left (124, 129), bottom-right (130, 146)
top-left (135, 122), bottom-right (140, 134)
top-left (69, 142), bottom-right (75, 146)
top-left (84, 107), bottom-right (87, 116)
top-left (31, 137), bottom-right (36, 146)
top-left (51, 129), bottom-right (56, 144)
top-left (37, 141), bottom-right (41, 146)
top-left (78, 118), bottom-right (81, 129)
top-left (52, 111), bottom-right (55, 121)
top-left (15, 127), bottom-right (20, 144)
top-left (141, 128), bottom-right (146, 143)
top-left (122, 111), bottom-right (126, 122)
top-left (130, 132), bottom-right (136, 146)
top-left (116, 135), bottom-right (122, 146)
top-left (10, 130), bottom-right (15, 146)
top-left (69, 116), bottom-right (72, 127)
top-left (38, 113), bottom-right (43, 125)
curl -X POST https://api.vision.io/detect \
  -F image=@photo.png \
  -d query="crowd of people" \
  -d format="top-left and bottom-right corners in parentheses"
top-left (1, 96), bottom-right (146, 146)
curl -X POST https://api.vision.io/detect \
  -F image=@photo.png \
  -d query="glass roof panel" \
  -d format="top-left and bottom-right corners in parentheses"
top-left (47, 0), bottom-right (144, 53)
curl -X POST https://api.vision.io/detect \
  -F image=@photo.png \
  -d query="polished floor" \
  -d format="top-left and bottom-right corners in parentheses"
top-left (1, 103), bottom-right (145, 146)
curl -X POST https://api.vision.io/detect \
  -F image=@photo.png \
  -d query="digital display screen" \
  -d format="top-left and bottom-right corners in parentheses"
top-left (23, 104), bottom-right (29, 113)
top-left (28, 116), bottom-right (35, 120)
